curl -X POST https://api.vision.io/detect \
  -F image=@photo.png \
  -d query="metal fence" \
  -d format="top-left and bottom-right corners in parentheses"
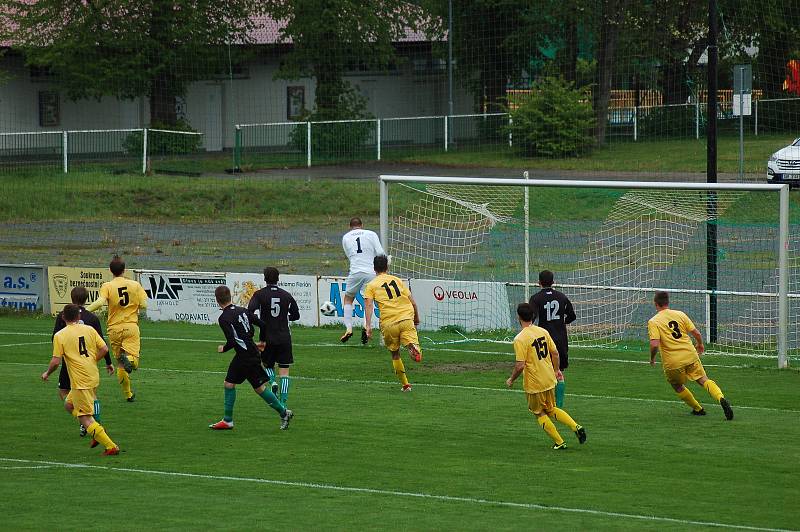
top-left (2, 98), bottom-right (799, 173)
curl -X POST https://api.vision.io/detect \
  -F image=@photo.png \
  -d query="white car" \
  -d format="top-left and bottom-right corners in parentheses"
top-left (768, 138), bottom-right (800, 186)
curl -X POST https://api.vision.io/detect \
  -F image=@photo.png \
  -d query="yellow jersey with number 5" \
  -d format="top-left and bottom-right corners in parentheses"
top-left (648, 309), bottom-right (699, 369)
top-left (53, 323), bottom-right (105, 389)
top-left (364, 273), bottom-right (414, 326)
top-left (99, 277), bottom-right (148, 328)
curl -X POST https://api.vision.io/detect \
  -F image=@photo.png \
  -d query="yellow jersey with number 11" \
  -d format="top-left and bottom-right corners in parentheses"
top-left (363, 273), bottom-right (414, 326)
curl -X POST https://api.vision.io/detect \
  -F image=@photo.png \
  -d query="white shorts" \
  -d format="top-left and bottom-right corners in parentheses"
top-left (345, 271), bottom-right (375, 298)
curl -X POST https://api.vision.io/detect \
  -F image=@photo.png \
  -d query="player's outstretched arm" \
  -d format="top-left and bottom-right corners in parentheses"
top-left (649, 340), bottom-right (660, 365)
top-left (549, 346), bottom-right (561, 375)
top-left (506, 360), bottom-right (525, 388)
top-left (85, 295), bottom-right (107, 312)
top-left (364, 298), bottom-right (374, 338)
top-left (689, 329), bottom-right (705, 355)
top-left (409, 294), bottom-right (420, 326)
top-left (41, 356), bottom-right (60, 381)
top-left (564, 298), bottom-right (577, 324)
top-left (288, 296), bottom-right (300, 322)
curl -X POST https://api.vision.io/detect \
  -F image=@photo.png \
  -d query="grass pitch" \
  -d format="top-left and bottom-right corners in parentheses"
top-left (1, 314), bottom-right (798, 531)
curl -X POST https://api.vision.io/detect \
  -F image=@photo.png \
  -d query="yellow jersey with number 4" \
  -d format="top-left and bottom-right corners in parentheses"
top-left (99, 277), bottom-right (148, 329)
top-left (648, 309), bottom-right (699, 369)
top-left (53, 323), bottom-right (106, 389)
top-left (364, 273), bottom-right (414, 326)
top-left (513, 325), bottom-right (558, 394)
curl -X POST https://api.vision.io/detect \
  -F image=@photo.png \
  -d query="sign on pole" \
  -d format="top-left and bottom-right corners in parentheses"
top-left (732, 64), bottom-right (752, 116)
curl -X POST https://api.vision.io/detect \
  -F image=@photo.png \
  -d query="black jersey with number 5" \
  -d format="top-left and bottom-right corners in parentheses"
top-left (247, 285), bottom-right (300, 344)
top-left (529, 288), bottom-right (576, 366)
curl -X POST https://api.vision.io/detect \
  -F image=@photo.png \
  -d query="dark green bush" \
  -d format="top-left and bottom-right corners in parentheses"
top-left (507, 77), bottom-right (595, 157)
top-left (123, 120), bottom-right (203, 156)
top-left (637, 105), bottom-right (698, 139)
top-left (289, 86), bottom-right (375, 160)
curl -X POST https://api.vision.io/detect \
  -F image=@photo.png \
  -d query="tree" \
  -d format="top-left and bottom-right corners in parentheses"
top-left (263, 0), bottom-right (433, 119)
top-left (0, 0), bottom-right (262, 126)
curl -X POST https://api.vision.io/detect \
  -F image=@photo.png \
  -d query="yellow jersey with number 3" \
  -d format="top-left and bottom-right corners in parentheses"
top-left (99, 277), bottom-right (148, 329)
top-left (648, 309), bottom-right (699, 369)
top-left (53, 323), bottom-right (106, 389)
top-left (513, 325), bottom-right (558, 394)
top-left (363, 273), bottom-right (414, 326)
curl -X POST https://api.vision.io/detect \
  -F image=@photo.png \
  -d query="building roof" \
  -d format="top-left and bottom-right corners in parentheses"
top-left (1, 12), bottom-right (438, 48)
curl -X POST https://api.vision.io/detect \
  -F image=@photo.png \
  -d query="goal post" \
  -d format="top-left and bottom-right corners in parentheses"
top-left (379, 175), bottom-right (792, 368)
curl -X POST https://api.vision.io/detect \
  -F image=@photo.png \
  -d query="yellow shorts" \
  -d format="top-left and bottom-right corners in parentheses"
top-left (380, 319), bottom-right (420, 353)
top-left (526, 389), bottom-right (556, 415)
top-left (664, 361), bottom-right (707, 387)
top-left (66, 388), bottom-right (96, 417)
top-left (109, 324), bottom-right (141, 358)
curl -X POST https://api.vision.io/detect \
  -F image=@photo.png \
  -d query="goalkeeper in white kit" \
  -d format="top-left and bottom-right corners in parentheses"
top-left (340, 217), bottom-right (386, 344)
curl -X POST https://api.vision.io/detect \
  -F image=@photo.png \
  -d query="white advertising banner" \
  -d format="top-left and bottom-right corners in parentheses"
top-left (317, 276), bottom-right (380, 327)
top-left (226, 273), bottom-right (318, 327)
top-left (410, 279), bottom-right (512, 331)
top-left (138, 270), bottom-right (226, 325)
top-left (1, 264), bottom-right (45, 311)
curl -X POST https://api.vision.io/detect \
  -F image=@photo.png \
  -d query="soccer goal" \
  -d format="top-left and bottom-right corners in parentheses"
top-left (379, 175), bottom-right (794, 368)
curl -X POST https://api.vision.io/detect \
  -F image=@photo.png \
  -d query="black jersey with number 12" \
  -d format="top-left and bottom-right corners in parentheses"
top-left (529, 288), bottom-right (576, 365)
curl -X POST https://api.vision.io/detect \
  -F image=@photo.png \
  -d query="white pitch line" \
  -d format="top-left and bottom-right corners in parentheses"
top-left (0, 331), bottom-right (783, 370)
top-left (2, 360), bottom-right (797, 415)
top-left (0, 464), bottom-right (62, 470)
top-left (0, 341), bottom-right (50, 348)
top-left (0, 458), bottom-right (792, 532)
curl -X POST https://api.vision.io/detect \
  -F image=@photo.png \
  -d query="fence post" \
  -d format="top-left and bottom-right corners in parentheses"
top-left (754, 99), bottom-right (758, 136)
top-left (233, 126), bottom-right (242, 170)
top-left (695, 102), bottom-right (700, 140)
top-left (633, 107), bottom-right (638, 141)
top-left (444, 115), bottom-right (448, 152)
top-left (376, 119), bottom-right (381, 161)
top-left (142, 128), bottom-right (148, 174)
top-left (508, 116), bottom-right (513, 147)
top-left (62, 131), bottom-right (68, 174)
top-left (306, 122), bottom-right (311, 168)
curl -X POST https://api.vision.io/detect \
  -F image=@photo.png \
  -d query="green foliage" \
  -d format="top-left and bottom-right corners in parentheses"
top-left (507, 77), bottom-right (595, 157)
top-left (123, 120), bottom-right (202, 157)
top-left (3, 0), bottom-right (262, 125)
top-left (289, 85), bottom-right (375, 158)
top-left (637, 105), bottom-right (698, 138)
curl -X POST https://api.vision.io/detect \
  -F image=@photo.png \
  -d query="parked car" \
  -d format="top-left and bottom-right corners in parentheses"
top-left (768, 138), bottom-right (800, 187)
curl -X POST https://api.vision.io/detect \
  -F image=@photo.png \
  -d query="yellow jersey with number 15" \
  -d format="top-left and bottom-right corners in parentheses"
top-left (53, 323), bottom-right (106, 390)
top-left (363, 273), bottom-right (414, 326)
top-left (513, 325), bottom-right (558, 394)
top-left (647, 308), bottom-right (699, 369)
top-left (99, 276), bottom-right (148, 329)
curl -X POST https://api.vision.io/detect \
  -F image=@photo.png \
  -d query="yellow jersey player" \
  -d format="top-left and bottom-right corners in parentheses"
top-left (648, 291), bottom-right (733, 420)
top-left (41, 304), bottom-right (120, 455)
top-left (87, 256), bottom-right (148, 402)
top-left (506, 303), bottom-right (586, 450)
top-left (363, 255), bottom-right (422, 392)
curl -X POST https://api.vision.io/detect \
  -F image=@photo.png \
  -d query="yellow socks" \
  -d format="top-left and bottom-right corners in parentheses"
top-left (117, 367), bottom-right (133, 399)
top-left (87, 421), bottom-right (117, 451)
top-left (550, 408), bottom-right (579, 431)
top-left (677, 387), bottom-right (703, 412)
top-left (537, 415), bottom-right (564, 445)
top-left (392, 358), bottom-right (409, 386)
top-left (703, 380), bottom-right (724, 402)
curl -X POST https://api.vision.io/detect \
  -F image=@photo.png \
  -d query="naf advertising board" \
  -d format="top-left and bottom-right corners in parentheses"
top-left (226, 273), bottom-right (318, 326)
top-left (0, 264), bottom-right (45, 311)
top-left (47, 266), bottom-right (133, 315)
top-left (410, 279), bottom-right (511, 331)
top-left (139, 270), bottom-right (226, 325)
top-left (317, 276), bottom-right (380, 327)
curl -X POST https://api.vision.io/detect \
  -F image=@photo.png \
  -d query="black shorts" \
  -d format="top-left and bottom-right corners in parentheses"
top-left (261, 342), bottom-right (294, 368)
top-left (57, 363), bottom-right (71, 391)
top-left (226, 355), bottom-right (269, 389)
top-left (559, 346), bottom-right (569, 370)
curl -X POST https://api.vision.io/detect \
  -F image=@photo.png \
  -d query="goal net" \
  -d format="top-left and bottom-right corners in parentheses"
top-left (380, 175), bottom-right (795, 367)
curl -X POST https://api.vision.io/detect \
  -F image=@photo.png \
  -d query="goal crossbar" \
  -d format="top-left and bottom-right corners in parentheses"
top-left (379, 175), bottom-right (791, 368)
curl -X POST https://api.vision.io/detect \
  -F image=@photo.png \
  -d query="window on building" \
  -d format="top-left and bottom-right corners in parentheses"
top-left (38, 91), bottom-right (60, 127)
